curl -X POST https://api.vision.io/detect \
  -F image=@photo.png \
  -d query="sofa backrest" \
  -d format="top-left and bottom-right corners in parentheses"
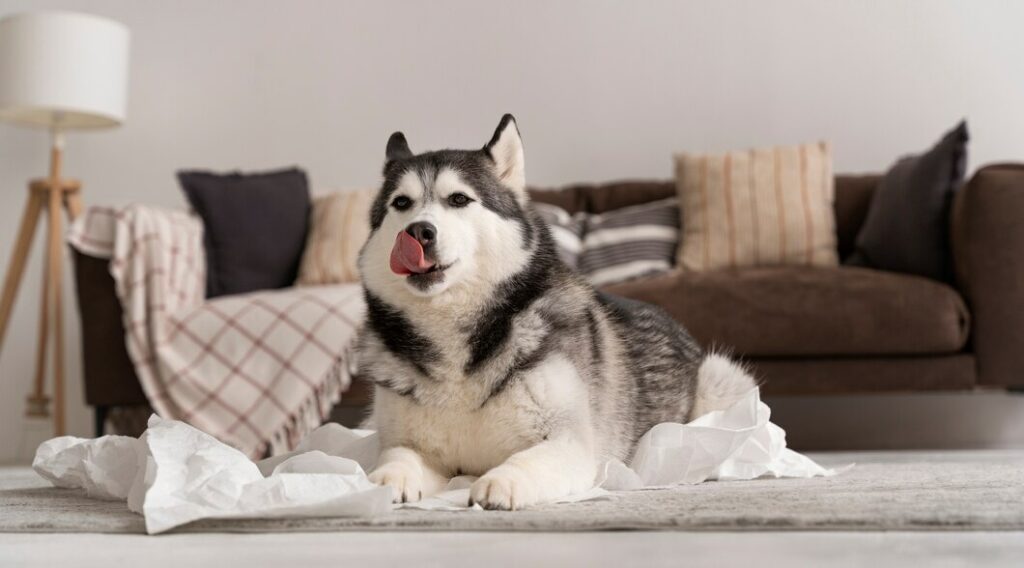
top-left (528, 174), bottom-right (881, 260)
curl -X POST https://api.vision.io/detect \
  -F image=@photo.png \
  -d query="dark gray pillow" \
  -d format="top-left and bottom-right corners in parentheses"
top-left (847, 121), bottom-right (968, 281)
top-left (178, 168), bottom-right (311, 298)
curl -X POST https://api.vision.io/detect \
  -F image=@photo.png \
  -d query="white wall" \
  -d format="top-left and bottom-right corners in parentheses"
top-left (1, 0), bottom-right (1023, 462)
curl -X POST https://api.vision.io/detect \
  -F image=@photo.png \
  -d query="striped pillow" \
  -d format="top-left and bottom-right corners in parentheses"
top-left (580, 198), bottom-right (680, 286)
top-left (536, 199), bottom-right (680, 286)
top-left (296, 189), bottom-right (376, 285)
top-left (675, 142), bottom-right (837, 271)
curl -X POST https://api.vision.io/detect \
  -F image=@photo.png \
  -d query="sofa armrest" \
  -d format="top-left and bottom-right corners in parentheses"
top-left (952, 164), bottom-right (1024, 387)
top-left (72, 249), bottom-right (147, 406)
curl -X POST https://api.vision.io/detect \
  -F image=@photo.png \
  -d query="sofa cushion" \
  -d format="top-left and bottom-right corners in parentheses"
top-left (178, 168), bottom-right (311, 298)
top-left (535, 198), bottom-right (680, 286)
top-left (604, 266), bottom-right (969, 357)
top-left (847, 121), bottom-right (969, 281)
top-left (675, 142), bottom-right (838, 271)
top-left (297, 189), bottom-right (376, 285)
top-left (580, 197), bottom-right (680, 286)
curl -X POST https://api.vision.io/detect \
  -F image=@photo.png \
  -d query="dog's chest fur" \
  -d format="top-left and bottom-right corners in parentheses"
top-left (362, 298), bottom-right (582, 473)
top-left (371, 351), bottom-right (585, 476)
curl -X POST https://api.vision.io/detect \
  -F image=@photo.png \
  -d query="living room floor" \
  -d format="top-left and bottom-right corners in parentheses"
top-left (3, 449), bottom-right (1023, 567)
top-left (2, 529), bottom-right (1022, 568)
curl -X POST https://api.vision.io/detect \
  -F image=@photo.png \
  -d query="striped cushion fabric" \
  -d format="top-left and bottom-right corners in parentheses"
top-left (580, 198), bottom-right (680, 286)
top-left (297, 189), bottom-right (376, 285)
top-left (536, 199), bottom-right (680, 286)
top-left (675, 142), bottom-right (838, 271)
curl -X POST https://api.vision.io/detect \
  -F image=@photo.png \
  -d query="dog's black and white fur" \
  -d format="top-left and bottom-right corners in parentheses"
top-left (357, 115), bottom-right (755, 509)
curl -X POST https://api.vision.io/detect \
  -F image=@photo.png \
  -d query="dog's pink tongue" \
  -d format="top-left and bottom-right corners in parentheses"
top-left (390, 231), bottom-right (434, 275)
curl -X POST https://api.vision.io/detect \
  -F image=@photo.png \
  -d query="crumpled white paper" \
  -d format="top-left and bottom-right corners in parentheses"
top-left (33, 388), bottom-right (840, 534)
top-left (598, 386), bottom-right (836, 489)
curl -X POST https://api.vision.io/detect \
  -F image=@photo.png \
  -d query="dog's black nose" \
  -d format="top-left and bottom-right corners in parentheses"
top-left (405, 221), bottom-right (436, 247)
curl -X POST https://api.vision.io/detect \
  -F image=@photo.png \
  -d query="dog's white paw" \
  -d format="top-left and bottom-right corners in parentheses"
top-left (368, 461), bottom-right (423, 503)
top-left (469, 465), bottom-right (538, 511)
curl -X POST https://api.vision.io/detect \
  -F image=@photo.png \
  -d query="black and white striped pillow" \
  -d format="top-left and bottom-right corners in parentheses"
top-left (579, 198), bottom-right (680, 286)
top-left (535, 198), bottom-right (680, 286)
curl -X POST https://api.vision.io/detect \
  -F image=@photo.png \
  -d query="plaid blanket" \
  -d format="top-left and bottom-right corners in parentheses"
top-left (68, 205), bottom-right (365, 457)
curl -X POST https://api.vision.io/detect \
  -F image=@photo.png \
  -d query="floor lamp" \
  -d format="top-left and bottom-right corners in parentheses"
top-left (0, 12), bottom-right (129, 435)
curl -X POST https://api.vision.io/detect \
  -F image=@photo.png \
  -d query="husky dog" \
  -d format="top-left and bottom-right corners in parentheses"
top-left (357, 115), bottom-right (755, 509)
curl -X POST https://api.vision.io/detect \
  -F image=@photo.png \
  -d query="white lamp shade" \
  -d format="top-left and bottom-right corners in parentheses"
top-left (0, 11), bottom-right (129, 129)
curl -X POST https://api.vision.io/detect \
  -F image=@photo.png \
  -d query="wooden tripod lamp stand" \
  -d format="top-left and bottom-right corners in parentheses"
top-left (0, 12), bottom-right (129, 435)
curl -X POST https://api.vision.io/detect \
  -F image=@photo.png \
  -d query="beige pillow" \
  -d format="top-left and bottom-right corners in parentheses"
top-left (297, 189), bottom-right (376, 285)
top-left (675, 142), bottom-right (837, 271)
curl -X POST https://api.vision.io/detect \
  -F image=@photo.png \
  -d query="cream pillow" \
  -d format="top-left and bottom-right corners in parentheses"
top-left (675, 142), bottom-right (837, 271)
top-left (297, 189), bottom-right (376, 285)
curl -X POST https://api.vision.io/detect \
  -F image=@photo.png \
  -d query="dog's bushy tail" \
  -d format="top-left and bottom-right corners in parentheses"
top-left (690, 353), bottom-right (758, 421)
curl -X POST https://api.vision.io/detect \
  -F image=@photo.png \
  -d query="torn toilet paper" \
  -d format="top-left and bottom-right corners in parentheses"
top-left (33, 388), bottom-right (841, 534)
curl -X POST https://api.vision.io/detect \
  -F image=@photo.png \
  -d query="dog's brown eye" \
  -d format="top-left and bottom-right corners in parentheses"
top-left (448, 193), bottom-right (472, 207)
top-left (391, 196), bottom-right (412, 210)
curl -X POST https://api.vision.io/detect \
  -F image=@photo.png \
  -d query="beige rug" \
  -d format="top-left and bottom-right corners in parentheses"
top-left (2, 451), bottom-right (1022, 533)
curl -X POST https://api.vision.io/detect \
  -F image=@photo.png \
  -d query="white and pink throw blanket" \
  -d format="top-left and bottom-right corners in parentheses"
top-left (69, 205), bottom-right (366, 458)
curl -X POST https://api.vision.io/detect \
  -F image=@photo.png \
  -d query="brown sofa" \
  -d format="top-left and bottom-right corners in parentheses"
top-left (73, 164), bottom-right (1024, 433)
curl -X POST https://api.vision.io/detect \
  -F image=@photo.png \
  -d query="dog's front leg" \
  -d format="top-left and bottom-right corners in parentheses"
top-left (469, 434), bottom-right (596, 510)
top-left (369, 446), bottom-right (448, 503)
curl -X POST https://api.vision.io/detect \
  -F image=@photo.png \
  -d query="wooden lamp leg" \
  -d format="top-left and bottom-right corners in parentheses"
top-left (46, 135), bottom-right (66, 435)
top-left (25, 212), bottom-right (51, 419)
top-left (0, 192), bottom-right (45, 351)
top-left (47, 192), bottom-right (65, 434)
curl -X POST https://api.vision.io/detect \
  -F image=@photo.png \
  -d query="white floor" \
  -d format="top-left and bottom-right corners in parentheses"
top-left (2, 531), bottom-right (1023, 568)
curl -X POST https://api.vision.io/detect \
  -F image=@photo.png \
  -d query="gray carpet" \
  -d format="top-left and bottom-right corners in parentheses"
top-left (2, 451), bottom-right (1023, 533)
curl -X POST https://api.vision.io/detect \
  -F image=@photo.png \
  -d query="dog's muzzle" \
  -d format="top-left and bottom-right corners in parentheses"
top-left (390, 222), bottom-right (437, 276)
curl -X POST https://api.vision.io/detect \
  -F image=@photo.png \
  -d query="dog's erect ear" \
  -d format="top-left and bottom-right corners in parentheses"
top-left (386, 132), bottom-right (413, 163)
top-left (484, 114), bottom-right (525, 196)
